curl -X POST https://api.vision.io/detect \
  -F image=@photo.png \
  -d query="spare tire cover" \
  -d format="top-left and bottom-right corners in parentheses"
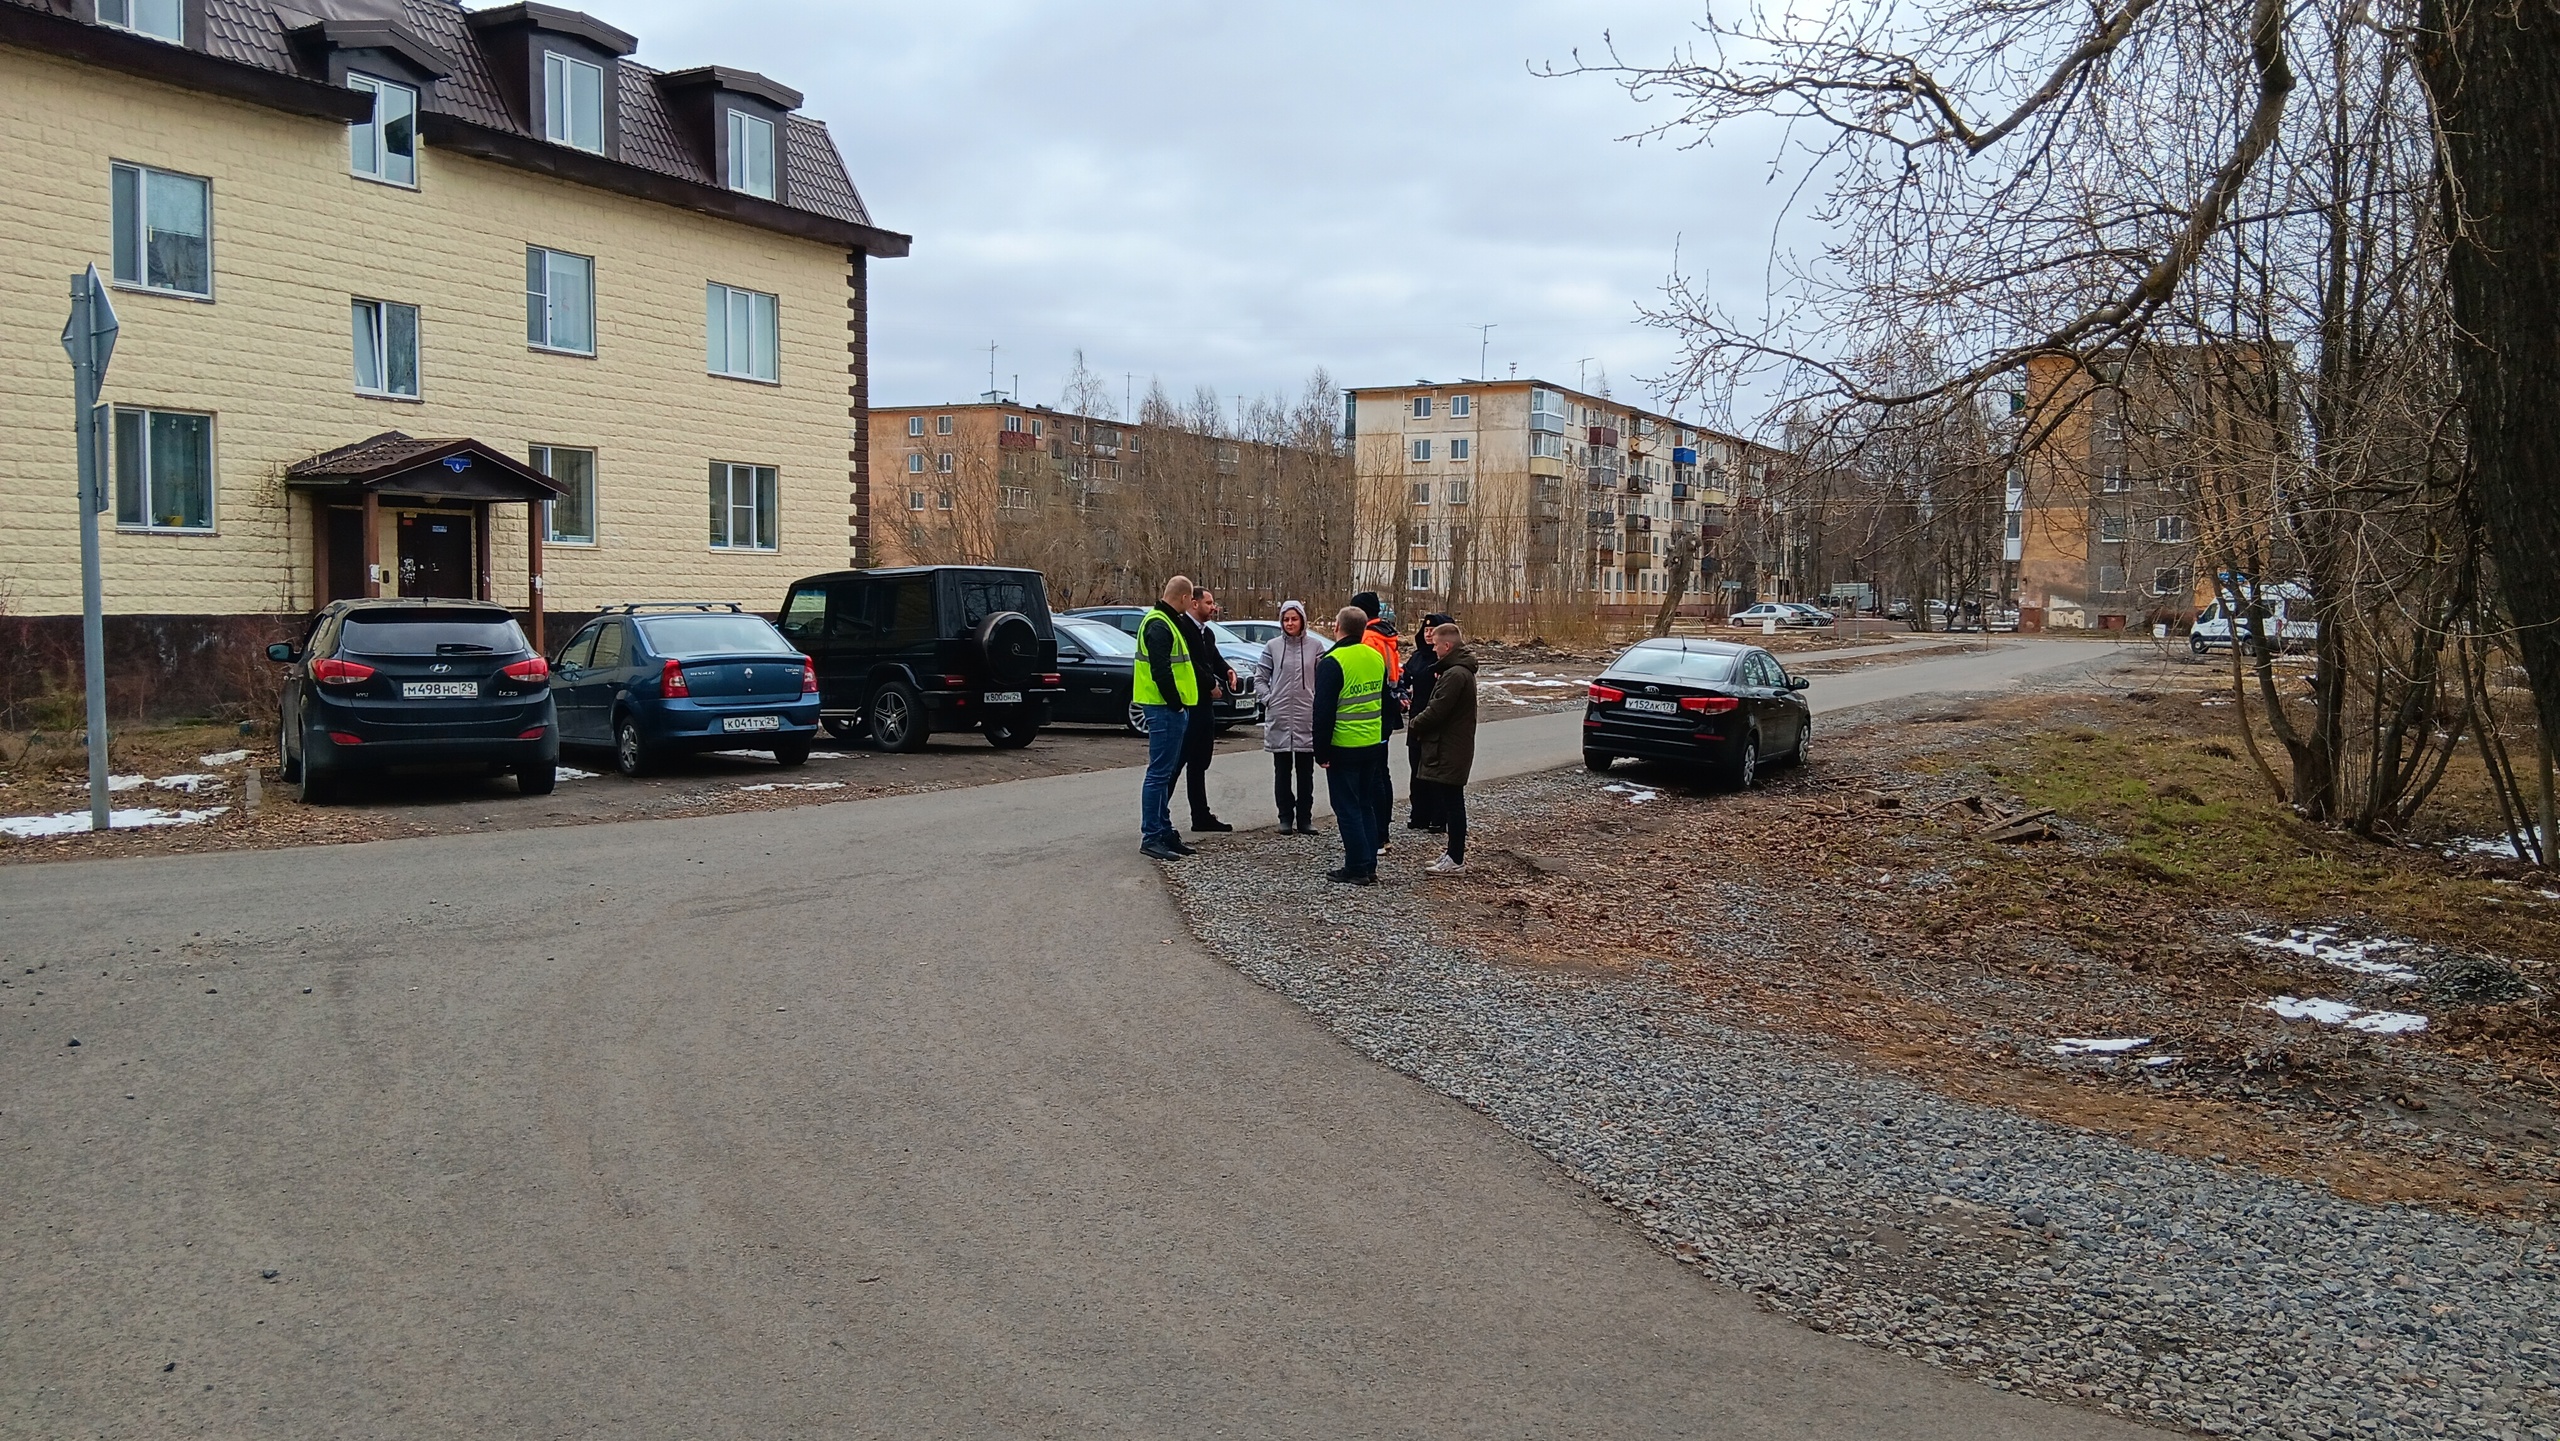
top-left (974, 611), bottom-right (1040, 688)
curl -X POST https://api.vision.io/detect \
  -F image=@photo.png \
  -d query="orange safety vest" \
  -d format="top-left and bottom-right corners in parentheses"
top-left (1361, 622), bottom-right (1400, 679)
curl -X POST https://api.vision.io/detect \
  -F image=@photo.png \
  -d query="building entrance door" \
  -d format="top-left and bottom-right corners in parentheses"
top-left (323, 506), bottom-right (367, 603)
top-left (396, 509), bottom-right (475, 599)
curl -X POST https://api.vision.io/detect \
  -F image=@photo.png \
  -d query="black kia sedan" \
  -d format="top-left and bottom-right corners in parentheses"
top-left (270, 599), bottom-right (558, 804)
top-left (1581, 637), bottom-right (1810, 789)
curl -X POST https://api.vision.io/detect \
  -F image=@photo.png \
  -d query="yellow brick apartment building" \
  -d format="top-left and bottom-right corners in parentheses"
top-left (0, 0), bottom-right (904, 709)
top-left (1348, 379), bottom-right (1788, 625)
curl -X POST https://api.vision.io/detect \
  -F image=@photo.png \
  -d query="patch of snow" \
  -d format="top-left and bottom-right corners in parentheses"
top-left (1600, 783), bottom-right (1660, 805)
top-left (106, 774), bottom-right (147, 792)
top-left (556, 766), bottom-right (598, 781)
top-left (197, 749), bottom-right (251, 767)
top-left (2262, 995), bottom-right (2428, 1034)
top-left (0, 805), bottom-right (230, 839)
top-left (2443, 834), bottom-right (2528, 860)
top-left (2051, 1037), bottom-right (2153, 1055)
top-left (2139, 1056), bottom-right (2181, 1068)
top-left (2242, 927), bottom-right (2425, 985)
top-left (737, 781), bottom-right (846, 793)
top-left (151, 774), bottom-right (221, 794)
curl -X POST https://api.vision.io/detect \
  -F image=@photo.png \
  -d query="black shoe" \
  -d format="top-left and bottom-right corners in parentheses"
top-left (1298, 821), bottom-right (1323, 835)
top-left (1425, 823), bottom-right (1447, 834)
top-left (1325, 867), bottom-right (1377, 885)
top-left (1405, 818), bottom-right (1430, 830)
top-left (1191, 817), bottom-right (1234, 833)
top-left (1167, 835), bottom-right (1197, 856)
top-left (1142, 838), bottom-right (1184, 861)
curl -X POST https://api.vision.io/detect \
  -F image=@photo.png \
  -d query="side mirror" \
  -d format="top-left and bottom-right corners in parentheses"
top-left (267, 643), bottom-right (296, 663)
top-left (1788, 677), bottom-right (1811, 691)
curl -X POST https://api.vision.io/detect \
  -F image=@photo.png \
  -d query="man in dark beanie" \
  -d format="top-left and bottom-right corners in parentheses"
top-left (1400, 612), bottom-right (1454, 831)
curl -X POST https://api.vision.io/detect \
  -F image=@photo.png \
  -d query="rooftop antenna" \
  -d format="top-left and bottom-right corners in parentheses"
top-left (985, 341), bottom-right (999, 402)
top-left (1578, 356), bottom-right (1597, 392)
top-left (1126, 372), bottom-right (1134, 418)
top-left (1509, 361), bottom-right (1518, 379)
top-left (1474, 323), bottom-right (1496, 380)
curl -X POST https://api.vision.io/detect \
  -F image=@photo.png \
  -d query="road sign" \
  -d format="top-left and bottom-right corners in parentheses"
top-left (64, 265), bottom-right (119, 833)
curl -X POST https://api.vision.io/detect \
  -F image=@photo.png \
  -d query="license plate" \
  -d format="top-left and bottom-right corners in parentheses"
top-left (721, 714), bottom-right (782, 733)
top-left (1624, 697), bottom-right (1679, 715)
top-left (983, 691), bottom-right (1023, 705)
top-left (402, 681), bottom-right (478, 699)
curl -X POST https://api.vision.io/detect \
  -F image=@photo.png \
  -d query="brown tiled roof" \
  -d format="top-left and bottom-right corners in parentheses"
top-left (6, 0), bottom-right (888, 238)
top-left (286, 431), bottom-right (565, 499)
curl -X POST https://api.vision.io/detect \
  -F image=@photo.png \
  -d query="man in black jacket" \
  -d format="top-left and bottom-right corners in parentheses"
top-left (1313, 604), bottom-right (1400, 884)
top-left (1400, 611), bottom-right (1452, 832)
top-left (1178, 585), bottom-right (1238, 833)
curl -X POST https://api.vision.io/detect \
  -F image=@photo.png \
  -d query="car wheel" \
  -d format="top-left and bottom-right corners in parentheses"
top-left (277, 710), bottom-right (301, 783)
top-left (297, 731), bottom-right (336, 805)
top-left (1583, 749), bottom-right (1614, 773)
top-left (1125, 702), bottom-right (1150, 736)
top-left (869, 682), bottom-right (928, 753)
top-left (773, 740), bottom-right (812, 767)
top-left (822, 716), bottom-right (860, 742)
top-left (986, 717), bottom-right (1037, 749)
top-left (614, 715), bottom-right (656, 777)
top-left (518, 761), bottom-right (557, 796)
top-left (1792, 720), bottom-right (1812, 768)
top-left (2188, 634), bottom-right (2208, 656)
top-left (1723, 735), bottom-right (1760, 791)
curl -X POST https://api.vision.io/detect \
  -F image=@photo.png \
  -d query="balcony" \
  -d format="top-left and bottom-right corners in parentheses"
top-left (1588, 425), bottom-right (1620, 449)
top-left (1671, 482), bottom-right (1690, 500)
top-left (1623, 475), bottom-right (1651, 495)
top-left (1586, 508), bottom-right (1616, 528)
top-left (1672, 446), bottom-right (1698, 466)
top-left (1626, 513), bottom-right (1653, 533)
top-left (997, 429), bottom-right (1038, 450)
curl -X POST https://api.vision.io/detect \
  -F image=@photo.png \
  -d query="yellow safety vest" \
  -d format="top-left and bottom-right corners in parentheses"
top-left (1132, 609), bottom-right (1201, 707)
top-left (1329, 641), bottom-right (1386, 748)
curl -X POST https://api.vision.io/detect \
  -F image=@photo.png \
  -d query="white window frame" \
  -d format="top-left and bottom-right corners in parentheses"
top-left (906, 453), bottom-right (925, 474)
top-left (1448, 479), bottom-right (1471, 505)
top-left (708, 461), bottom-right (778, 552)
top-left (2098, 565), bottom-right (2128, 593)
top-left (1451, 395), bottom-right (1471, 417)
top-left (1409, 439), bottom-right (1432, 463)
top-left (1409, 482), bottom-right (1431, 504)
top-left (2155, 515), bottom-right (2189, 542)
top-left (110, 161), bottom-right (212, 299)
top-left (705, 281), bottom-right (780, 383)
top-left (526, 245), bottom-right (596, 355)
top-left (543, 52), bottom-right (606, 154)
top-left (907, 489), bottom-right (926, 511)
top-left (907, 415), bottom-right (925, 436)
top-left (98, 0), bottom-right (182, 42)
top-left (726, 109), bottom-right (776, 199)
top-left (533, 444), bottom-right (598, 546)
top-left (110, 406), bottom-right (215, 533)
top-left (350, 297), bottom-right (420, 399)
top-left (2152, 567), bottom-right (2185, 596)
top-left (1410, 567), bottom-right (1432, 589)
top-left (1004, 414), bottom-right (1023, 432)
top-left (1412, 396), bottom-right (1433, 418)
top-left (1449, 437), bottom-right (1471, 461)
top-left (935, 414), bottom-right (954, 435)
top-left (348, 75), bottom-right (419, 187)
top-left (937, 490), bottom-right (954, 511)
top-left (2098, 514), bottom-right (2127, 544)
top-left (937, 452), bottom-right (955, 474)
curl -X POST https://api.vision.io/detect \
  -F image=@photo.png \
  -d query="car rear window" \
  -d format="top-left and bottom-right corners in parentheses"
top-left (636, 614), bottom-right (795, 659)
top-left (339, 612), bottom-right (527, 657)
top-left (1057, 618), bottom-right (1136, 656)
top-left (954, 574), bottom-right (1049, 628)
top-left (1606, 647), bottom-right (1738, 684)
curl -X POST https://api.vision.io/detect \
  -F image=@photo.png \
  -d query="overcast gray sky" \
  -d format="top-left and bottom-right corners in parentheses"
top-left (605, 1), bottom-right (1785, 423)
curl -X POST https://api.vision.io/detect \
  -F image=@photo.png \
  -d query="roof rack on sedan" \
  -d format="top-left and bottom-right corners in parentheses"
top-left (595, 600), bottom-right (746, 614)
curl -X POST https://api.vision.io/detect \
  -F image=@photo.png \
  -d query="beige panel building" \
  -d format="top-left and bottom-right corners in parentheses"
top-left (0, 0), bottom-right (905, 676)
top-left (1347, 379), bottom-right (1785, 625)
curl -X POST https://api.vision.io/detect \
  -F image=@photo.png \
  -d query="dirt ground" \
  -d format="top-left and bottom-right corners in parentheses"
top-left (0, 720), bottom-right (1263, 864)
top-left (1443, 657), bottom-right (2560, 1221)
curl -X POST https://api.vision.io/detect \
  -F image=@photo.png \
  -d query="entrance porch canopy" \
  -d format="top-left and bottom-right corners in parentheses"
top-left (285, 431), bottom-right (564, 647)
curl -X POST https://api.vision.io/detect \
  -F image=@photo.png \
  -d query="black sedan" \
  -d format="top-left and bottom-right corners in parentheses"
top-left (270, 599), bottom-right (558, 804)
top-left (1051, 615), bottom-right (1260, 734)
top-left (1581, 638), bottom-right (1810, 789)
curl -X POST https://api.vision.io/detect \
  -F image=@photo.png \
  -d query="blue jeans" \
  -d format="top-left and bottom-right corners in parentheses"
top-left (1325, 748), bottom-right (1386, 876)
top-left (1140, 704), bottom-right (1190, 843)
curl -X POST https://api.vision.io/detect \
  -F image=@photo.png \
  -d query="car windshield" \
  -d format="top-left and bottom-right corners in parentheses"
top-left (635, 614), bottom-right (795, 659)
top-left (1606, 646), bottom-right (1739, 685)
top-left (1205, 622), bottom-right (1254, 647)
top-left (1057, 618), bottom-right (1137, 656)
top-left (340, 612), bottom-right (526, 657)
top-left (954, 573), bottom-right (1049, 628)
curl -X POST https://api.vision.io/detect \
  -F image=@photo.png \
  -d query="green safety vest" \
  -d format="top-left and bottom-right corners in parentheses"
top-left (1132, 609), bottom-right (1201, 708)
top-left (1329, 641), bottom-right (1386, 748)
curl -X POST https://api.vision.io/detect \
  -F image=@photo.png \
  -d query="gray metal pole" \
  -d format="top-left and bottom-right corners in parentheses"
top-left (65, 270), bottom-right (115, 832)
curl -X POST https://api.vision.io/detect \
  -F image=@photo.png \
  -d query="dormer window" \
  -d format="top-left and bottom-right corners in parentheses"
top-left (727, 110), bottom-right (776, 198)
top-left (543, 51), bottom-right (605, 152)
top-left (99, 0), bottom-right (183, 42)
top-left (349, 76), bottom-right (418, 186)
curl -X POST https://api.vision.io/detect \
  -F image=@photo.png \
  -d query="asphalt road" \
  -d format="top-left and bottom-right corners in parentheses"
top-left (2, 638), bottom-right (2150, 1439)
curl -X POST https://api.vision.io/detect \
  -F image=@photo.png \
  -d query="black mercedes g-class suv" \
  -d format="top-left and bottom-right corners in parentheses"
top-left (776, 566), bottom-right (1064, 750)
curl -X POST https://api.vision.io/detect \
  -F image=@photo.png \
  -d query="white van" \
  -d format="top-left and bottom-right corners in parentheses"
top-left (2192, 583), bottom-right (2316, 655)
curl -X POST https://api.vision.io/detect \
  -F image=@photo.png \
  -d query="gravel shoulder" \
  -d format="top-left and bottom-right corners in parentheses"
top-left (1162, 678), bottom-right (2560, 1440)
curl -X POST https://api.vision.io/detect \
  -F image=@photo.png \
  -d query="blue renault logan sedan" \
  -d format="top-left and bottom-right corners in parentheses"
top-left (549, 603), bottom-right (821, 775)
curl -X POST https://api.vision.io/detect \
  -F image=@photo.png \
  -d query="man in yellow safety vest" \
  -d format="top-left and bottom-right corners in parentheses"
top-left (1313, 604), bottom-right (1398, 883)
top-left (1135, 575), bottom-right (1202, 860)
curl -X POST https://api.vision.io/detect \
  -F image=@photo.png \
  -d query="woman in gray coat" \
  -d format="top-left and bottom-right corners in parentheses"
top-left (1253, 600), bottom-right (1330, 832)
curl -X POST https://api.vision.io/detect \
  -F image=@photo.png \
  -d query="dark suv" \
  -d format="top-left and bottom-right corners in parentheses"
top-left (269, 599), bottom-right (558, 804)
top-left (777, 566), bottom-right (1063, 750)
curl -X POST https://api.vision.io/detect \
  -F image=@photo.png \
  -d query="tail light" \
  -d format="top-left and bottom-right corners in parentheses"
top-left (517, 726), bottom-right (549, 739)
top-left (660, 658), bottom-right (691, 698)
top-left (942, 674), bottom-right (970, 689)
top-left (1680, 695), bottom-right (1740, 714)
top-left (501, 656), bottom-right (550, 682)
top-left (801, 657), bottom-right (819, 694)
top-left (310, 657), bottom-right (374, 686)
top-left (1039, 673), bottom-right (1062, 687)
top-left (1587, 683), bottom-right (1625, 703)
top-left (327, 731), bottom-right (364, 745)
